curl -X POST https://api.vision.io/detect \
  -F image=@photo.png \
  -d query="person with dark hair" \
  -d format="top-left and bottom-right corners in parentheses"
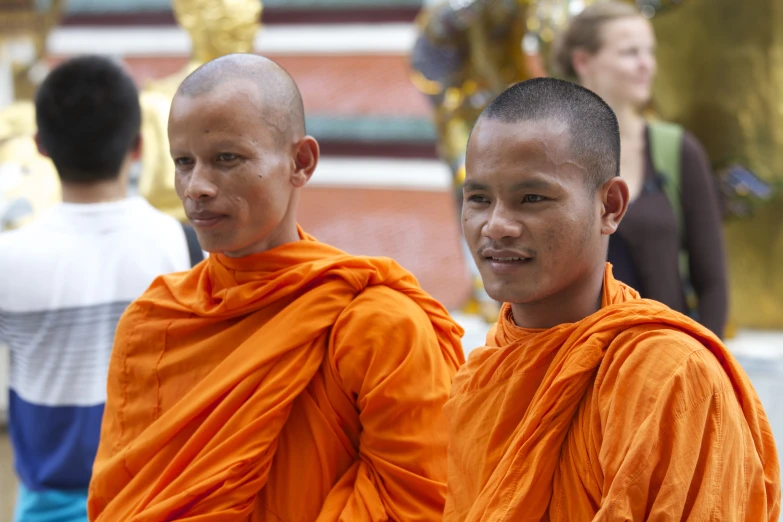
top-left (443, 77), bottom-right (780, 520)
top-left (0, 55), bottom-right (192, 522)
top-left (86, 53), bottom-right (464, 521)
top-left (34, 56), bottom-right (142, 184)
top-left (553, 1), bottom-right (728, 338)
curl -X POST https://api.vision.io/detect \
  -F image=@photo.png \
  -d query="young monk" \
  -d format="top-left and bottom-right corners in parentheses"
top-left (86, 53), bottom-right (465, 521)
top-left (444, 77), bottom-right (780, 520)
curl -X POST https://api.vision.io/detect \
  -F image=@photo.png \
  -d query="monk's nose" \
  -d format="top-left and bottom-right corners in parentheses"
top-left (184, 164), bottom-right (218, 200)
top-left (483, 205), bottom-right (523, 240)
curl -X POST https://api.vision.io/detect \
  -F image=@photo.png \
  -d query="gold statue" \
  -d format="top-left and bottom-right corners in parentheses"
top-left (2, 0), bottom-right (64, 101)
top-left (148, 0), bottom-right (261, 96)
top-left (410, 0), bottom-right (530, 180)
top-left (0, 133), bottom-right (61, 230)
top-left (0, 114), bottom-right (61, 231)
top-left (409, 0), bottom-right (610, 181)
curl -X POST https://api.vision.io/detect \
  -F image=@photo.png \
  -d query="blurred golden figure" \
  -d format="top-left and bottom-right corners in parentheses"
top-left (410, 0), bottom-right (529, 181)
top-left (410, 0), bottom-right (609, 184)
top-left (650, 0), bottom-right (783, 329)
top-left (0, 0), bottom-right (63, 230)
top-left (146, 0), bottom-right (261, 95)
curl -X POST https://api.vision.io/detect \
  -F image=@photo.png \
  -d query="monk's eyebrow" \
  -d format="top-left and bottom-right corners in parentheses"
top-left (463, 178), bottom-right (558, 193)
top-left (463, 181), bottom-right (489, 192)
top-left (508, 179), bottom-right (557, 191)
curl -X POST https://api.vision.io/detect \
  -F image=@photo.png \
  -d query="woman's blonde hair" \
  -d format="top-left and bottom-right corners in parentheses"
top-left (551, 1), bottom-right (642, 79)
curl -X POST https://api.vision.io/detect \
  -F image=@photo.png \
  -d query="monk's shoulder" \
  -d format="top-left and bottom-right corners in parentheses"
top-left (335, 285), bottom-right (434, 337)
top-left (330, 285), bottom-right (439, 363)
top-left (329, 285), bottom-right (452, 396)
top-left (604, 324), bottom-right (723, 374)
top-left (598, 325), bottom-right (733, 414)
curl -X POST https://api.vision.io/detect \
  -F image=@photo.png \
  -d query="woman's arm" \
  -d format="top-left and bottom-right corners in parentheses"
top-left (680, 131), bottom-right (728, 337)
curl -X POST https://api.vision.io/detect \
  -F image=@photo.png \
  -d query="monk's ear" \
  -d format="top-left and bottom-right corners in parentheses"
top-left (599, 177), bottom-right (629, 236)
top-left (291, 135), bottom-right (319, 188)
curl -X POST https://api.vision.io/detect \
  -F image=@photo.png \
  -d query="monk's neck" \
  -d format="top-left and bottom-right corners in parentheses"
top-left (510, 264), bottom-right (605, 329)
top-left (222, 220), bottom-right (300, 258)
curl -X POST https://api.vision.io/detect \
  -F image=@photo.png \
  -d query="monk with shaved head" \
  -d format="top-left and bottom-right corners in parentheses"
top-left (87, 54), bottom-right (465, 521)
top-left (444, 78), bottom-right (779, 520)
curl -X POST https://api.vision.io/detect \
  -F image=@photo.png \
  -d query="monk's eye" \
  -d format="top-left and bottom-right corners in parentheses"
top-left (467, 194), bottom-right (490, 204)
top-left (217, 153), bottom-right (238, 162)
top-left (522, 194), bottom-right (546, 203)
top-left (174, 157), bottom-right (193, 167)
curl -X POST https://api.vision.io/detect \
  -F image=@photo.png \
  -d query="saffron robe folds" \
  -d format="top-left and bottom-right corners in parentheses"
top-left (88, 229), bottom-right (465, 521)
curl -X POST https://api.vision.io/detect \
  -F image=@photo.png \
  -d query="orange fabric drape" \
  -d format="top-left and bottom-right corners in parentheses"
top-left (445, 264), bottom-right (779, 521)
top-left (88, 228), bottom-right (464, 521)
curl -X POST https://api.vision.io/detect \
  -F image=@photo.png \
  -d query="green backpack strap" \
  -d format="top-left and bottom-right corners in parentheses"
top-left (648, 120), bottom-right (696, 312)
top-left (648, 120), bottom-right (684, 238)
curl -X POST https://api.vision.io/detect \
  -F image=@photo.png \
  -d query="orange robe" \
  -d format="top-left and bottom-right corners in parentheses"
top-left (87, 228), bottom-right (465, 521)
top-left (445, 264), bottom-right (780, 521)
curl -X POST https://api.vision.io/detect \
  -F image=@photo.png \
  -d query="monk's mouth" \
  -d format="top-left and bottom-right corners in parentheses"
top-left (190, 215), bottom-right (227, 229)
top-left (487, 257), bottom-right (531, 262)
top-left (485, 256), bottom-right (533, 274)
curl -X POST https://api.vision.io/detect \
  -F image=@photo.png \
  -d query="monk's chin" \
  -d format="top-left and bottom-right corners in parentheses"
top-left (193, 239), bottom-right (223, 254)
top-left (196, 239), bottom-right (241, 257)
top-left (482, 283), bottom-right (535, 306)
top-left (193, 230), bottom-right (248, 257)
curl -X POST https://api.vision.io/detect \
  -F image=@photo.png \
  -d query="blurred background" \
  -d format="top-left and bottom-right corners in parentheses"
top-left (1, 0), bottom-right (783, 518)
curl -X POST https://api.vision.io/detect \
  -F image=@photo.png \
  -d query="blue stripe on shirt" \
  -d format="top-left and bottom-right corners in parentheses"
top-left (9, 390), bottom-right (104, 491)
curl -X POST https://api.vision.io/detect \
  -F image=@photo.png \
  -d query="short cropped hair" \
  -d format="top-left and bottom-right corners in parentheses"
top-left (35, 55), bottom-right (141, 183)
top-left (479, 77), bottom-right (620, 189)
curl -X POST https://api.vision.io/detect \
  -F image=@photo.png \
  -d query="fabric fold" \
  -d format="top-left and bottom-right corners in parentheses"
top-left (445, 264), bottom-right (779, 521)
top-left (88, 228), bottom-right (464, 521)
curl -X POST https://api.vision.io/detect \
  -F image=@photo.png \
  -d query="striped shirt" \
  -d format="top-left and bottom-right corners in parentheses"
top-left (0, 197), bottom-right (191, 493)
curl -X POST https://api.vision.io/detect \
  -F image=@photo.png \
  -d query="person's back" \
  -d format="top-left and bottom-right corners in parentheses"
top-left (0, 55), bottom-right (192, 522)
top-left (87, 54), bottom-right (465, 521)
top-left (444, 77), bottom-right (780, 520)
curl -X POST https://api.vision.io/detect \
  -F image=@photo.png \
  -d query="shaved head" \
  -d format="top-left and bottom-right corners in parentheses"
top-left (176, 53), bottom-right (305, 142)
top-left (168, 53), bottom-right (320, 258)
top-left (462, 78), bottom-right (629, 321)
top-left (475, 77), bottom-right (620, 191)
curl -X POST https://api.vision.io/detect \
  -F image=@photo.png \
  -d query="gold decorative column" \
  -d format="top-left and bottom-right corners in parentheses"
top-left (652, 0), bottom-right (783, 328)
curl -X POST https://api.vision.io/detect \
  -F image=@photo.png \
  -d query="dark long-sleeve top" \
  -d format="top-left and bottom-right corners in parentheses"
top-left (608, 125), bottom-right (728, 337)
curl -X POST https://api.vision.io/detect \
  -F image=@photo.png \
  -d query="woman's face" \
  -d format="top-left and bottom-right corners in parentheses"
top-left (576, 16), bottom-right (657, 109)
